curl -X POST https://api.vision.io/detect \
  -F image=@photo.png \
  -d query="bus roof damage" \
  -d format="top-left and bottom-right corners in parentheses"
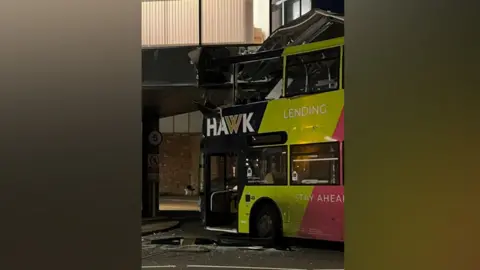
top-left (189, 9), bottom-right (344, 90)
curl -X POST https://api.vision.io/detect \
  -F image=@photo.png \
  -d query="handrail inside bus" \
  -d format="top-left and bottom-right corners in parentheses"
top-left (210, 189), bottom-right (235, 212)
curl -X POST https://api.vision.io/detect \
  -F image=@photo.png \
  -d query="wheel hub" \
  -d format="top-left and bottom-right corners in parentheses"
top-left (257, 214), bottom-right (273, 237)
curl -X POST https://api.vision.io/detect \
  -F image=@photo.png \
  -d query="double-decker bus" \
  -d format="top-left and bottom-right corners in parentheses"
top-left (198, 36), bottom-right (344, 242)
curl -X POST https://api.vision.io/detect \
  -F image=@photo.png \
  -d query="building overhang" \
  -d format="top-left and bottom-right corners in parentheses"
top-left (142, 85), bottom-right (232, 117)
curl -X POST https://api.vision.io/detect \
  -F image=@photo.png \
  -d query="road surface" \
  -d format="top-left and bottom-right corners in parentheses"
top-left (142, 216), bottom-right (344, 270)
top-left (142, 245), bottom-right (344, 270)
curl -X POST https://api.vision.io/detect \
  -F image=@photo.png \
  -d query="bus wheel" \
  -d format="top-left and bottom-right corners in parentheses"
top-left (253, 203), bottom-right (281, 243)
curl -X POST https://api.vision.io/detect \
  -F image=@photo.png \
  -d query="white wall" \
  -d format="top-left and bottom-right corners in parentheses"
top-left (253, 0), bottom-right (271, 39)
top-left (301, 0), bottom-right (312, 15)
top-left (159, 111), bottom-right (203, 134)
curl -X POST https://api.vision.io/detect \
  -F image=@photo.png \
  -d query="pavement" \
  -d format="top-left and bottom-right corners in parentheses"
top-left (142, 196), bottom-right (200, 236)
top-left (142, 220), bottom-right (180, 235)
top-left (159, 196), bottom-right (200, 212)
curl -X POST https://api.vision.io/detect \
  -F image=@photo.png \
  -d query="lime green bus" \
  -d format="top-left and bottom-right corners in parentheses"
top-left (199, 36), bottom-right (344, 242)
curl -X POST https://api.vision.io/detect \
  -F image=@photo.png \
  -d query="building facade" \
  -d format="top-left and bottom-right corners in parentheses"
top-left (157, 112), bottom-right (203, 196)
top-left (142, 0), bottom-right (344, 197)
top-left (142, 0), bottom-right (271, 48)
top-left (142, 0), bottom-right (346, 49)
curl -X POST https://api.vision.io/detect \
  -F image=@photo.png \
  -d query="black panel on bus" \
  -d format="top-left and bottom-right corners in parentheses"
top-left (247, 132), bottom-right (288, 146)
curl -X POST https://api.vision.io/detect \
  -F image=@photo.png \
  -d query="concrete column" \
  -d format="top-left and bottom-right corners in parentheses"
top-left (142, 109), bottom-right (161, 218)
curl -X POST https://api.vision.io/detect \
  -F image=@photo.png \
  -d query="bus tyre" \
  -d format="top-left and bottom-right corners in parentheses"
top-left (253, 203), bottom-right (281, 244)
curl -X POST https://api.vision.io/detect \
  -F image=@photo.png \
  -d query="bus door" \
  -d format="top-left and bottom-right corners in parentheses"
top-left (204, 152), bottom-right (245, 229)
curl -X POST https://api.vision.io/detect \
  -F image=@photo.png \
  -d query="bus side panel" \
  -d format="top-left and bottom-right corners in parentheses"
top-left (237, 186), bottom-right (281, 234)
top-left (296, 186), bottom-right (344, 241)
top-left (257, 186), bottom-right (343, 241)
top-left (274, 186), bottom-right (315, 237)
top-left (237, 186), bottom-right (310, 235)
top-left (258, 90), bottom-right (344, 145)
top-left (237, 91), bottom-right (345, 240)
top-left (237, 186), bottom-right (344, 242)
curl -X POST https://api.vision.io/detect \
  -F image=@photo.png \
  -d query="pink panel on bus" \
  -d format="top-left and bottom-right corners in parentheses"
top-left (297, 186), bottom-right (344, 242)
top-left (333, 108), bottom-right (344, 184)
top-left (332, 108), bottom-right (344, 141)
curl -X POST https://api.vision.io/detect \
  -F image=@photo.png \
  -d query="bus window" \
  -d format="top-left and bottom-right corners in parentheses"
top-left (233, 56), bottom-right (283, 105)
top-left (209, 154), bottom-right (238, 191)
top-left (341, 46), bottom-right (345, 89)
top-left (290, 142), bottom-right (340, 185)
top-left (285, 46), bottom-right (341, 97)
top-left (209, 155), bottom-right (226, 192)
top-left (245, 146), bottom-right (288, 186)
top-left (341, 142), bottom-right (344, 185)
